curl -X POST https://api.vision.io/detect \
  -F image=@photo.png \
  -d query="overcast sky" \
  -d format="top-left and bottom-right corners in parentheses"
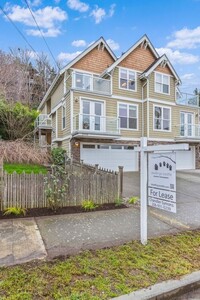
top-left (1, 0), bottom-right (200, 93)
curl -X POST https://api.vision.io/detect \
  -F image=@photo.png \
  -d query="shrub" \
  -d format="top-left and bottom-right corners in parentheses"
top-left (51, 148), bottom-right (67, 165)
top-left (128, 196), bottom-right (139, 204)
top-left (115, 197), bottom-right (123, 207)
top-left (0, 140), bottom-right (50, 164)
top-left (3, 207), bottom-right (27, 216)
top-left (82, 200), bottom-right (98, 211)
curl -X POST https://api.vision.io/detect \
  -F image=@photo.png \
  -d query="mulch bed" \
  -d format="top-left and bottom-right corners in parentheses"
top-left (0, 203), bottom-right (128, 219)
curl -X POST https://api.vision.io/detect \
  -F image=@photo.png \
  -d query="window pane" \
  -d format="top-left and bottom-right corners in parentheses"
top-left (129, 118), bottom-right (137, 129)
top-left (129, 71), bottom-right (135, 80)
top-left (111, 145), bottom-right (122, 149)
top-left (97, 145), bottom-right (109, 149)
top-left (120, 78), bottom-right (127, 88)
top-left (120, 117), bottom-right (127, 128)
top-left (128, 79), bottom-right (135, 90)
top-left (163, 84), bottom-right (169, 94)
top-left (163, 120), bottom-right (170, 131)
top-left (119, 104), bottom-right (127, 117)
top-left (163, 108), bottom-right (170, 119)
top-left (95, 102), bottom-right (102, 116)
top-left (124, 145), bottom-right (134, 150)
top-left (154, 118), bottom-right (161, 129)
top-left (156, 73), bottom-right (162, 83)
top-left (83, 101), bottom-right (90, 114)
top-left (83, 144), bottom-right (95, 149)
top-left (129, 106), bottom-right (137, 118)
top-left (120, 69), bottom-right (127, 79)
top-left (156, 82), bottom-right (162, 92)
top-left (163, 75), bottom-right (169, 85)
top-left (155, 106), bottom-right (162, 118)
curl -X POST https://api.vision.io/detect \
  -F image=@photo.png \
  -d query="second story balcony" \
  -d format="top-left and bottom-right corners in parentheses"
top-left (35, 114), bottom-right (52, 130)
top-left (73, 114), bottom-right (120, 138)
top-left (72, 71), bottom-right (111, 95)
top-left (176, 91), bottom-right (199, 107)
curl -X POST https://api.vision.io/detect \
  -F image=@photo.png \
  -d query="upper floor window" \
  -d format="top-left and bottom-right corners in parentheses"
top-left (119, 68), bottom-right (136, 91)
top-left (154, 105), bottom-right (171, 131)
top-left (119, 103), bottom-right (138, 130)
top-left (62, 105), bottom-right (66, 129)
top-left (155, 72), bottom-right (170, 94)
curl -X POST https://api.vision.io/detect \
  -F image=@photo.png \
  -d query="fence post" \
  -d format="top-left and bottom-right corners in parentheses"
top-left (95, 164), bottom-right (99, 173)
top-left (118, 166), bottom-right (124, 199)
top-left (0, 159), bottom-right (3, 211)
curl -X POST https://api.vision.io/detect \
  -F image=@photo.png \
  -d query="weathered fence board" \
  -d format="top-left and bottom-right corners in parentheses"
top-left (0, 167), bottom-right (120, 210)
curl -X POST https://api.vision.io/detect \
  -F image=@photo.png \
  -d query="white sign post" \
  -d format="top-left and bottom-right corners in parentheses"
top-left (135, 138), bottom-right (189, 245)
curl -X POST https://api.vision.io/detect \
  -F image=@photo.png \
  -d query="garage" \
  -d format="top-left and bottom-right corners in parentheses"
top-left (176, 146), bottom-right (195, 170)
top-left (81, 143), bottom-right (139, 171)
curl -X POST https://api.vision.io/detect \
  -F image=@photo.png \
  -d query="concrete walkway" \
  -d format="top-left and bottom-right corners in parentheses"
top-left (0, 218), bottom-right (46, 267)
top-left (35, 207), bottom-right (179, 259)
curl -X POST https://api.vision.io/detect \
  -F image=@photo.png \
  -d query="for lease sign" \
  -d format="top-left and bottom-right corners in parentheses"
top-left (148, 152), bottom-right (176, 213)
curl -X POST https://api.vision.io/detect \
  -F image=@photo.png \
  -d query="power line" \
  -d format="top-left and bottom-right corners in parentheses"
top-left (23, 0), bottom-right (60, 70)
top-left (0, 5), bottom-right (40, 61)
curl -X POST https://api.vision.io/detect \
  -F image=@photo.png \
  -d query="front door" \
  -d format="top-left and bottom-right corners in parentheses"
top-left (81, 100), bottom-right (103, 131)
top-left (180, 112), bottom-right (194, 137)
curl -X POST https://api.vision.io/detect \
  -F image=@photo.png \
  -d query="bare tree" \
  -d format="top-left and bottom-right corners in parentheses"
top-left (0, 48), bottom-right (57, 108)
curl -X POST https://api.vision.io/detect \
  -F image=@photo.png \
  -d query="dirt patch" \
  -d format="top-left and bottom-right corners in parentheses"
top-left (0, 203), bottom-right (127, 219)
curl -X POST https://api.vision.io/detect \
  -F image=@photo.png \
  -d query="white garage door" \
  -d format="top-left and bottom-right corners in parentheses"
top-left (81, 143), bottom-right (139, 171)
top-left (176, 146), bottom-right (195, 170)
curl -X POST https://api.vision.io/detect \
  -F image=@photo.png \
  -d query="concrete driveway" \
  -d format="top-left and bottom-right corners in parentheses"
top-left (123, 170), bottom-right (200, 230)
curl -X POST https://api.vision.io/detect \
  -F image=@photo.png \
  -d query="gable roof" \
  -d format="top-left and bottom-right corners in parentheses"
top-left (60, 36), bottom-right (117, 75)
top-left (38, 37), bottom-right (117, 109)
top-left (140, 54), bottom-right (181, 84)
top-left (101, 34), bottom-right (159, 76)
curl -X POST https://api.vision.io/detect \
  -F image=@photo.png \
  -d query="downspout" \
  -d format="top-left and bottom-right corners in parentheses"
top-left (142, 80), bottom-right (147, 137)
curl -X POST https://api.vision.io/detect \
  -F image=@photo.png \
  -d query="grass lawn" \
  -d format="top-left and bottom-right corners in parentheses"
top-left (4, 163), bottom-right (47, 174)
top-left (0, 231), bottom-right (200, 300)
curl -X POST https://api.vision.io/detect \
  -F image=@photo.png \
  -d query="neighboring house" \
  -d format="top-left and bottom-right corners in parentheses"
top-left (35, 35), bottom-right (200, 171)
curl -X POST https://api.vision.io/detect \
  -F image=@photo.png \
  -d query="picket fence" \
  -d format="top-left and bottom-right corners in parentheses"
top-left (0, 166), bottom-right (122, 210)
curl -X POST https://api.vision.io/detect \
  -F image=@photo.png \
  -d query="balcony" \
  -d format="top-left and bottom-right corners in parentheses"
top-left (175, 124), bottom-right (200, 141)
top-left (35, 114), bottom-right (52, 130)
top-left (176, 92), bottom-right (199, 107)
top-left (72, 72), bottom-right (111, 95)
top-left (73, 114), bottom-right (120, 138)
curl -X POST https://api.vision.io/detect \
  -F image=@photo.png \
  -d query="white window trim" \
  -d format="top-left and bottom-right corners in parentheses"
top-left (118, 67), bottom-right (137, 92)
top-left (154, 71), bottom-right (170, 95)
top-left (62, 105), bottom-right (66, 130)
top-left (153, 104), bottom-right (171, 132)
top-left (118, 102), bottom-right (139, 131)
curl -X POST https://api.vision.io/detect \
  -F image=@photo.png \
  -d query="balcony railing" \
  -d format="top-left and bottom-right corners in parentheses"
top-left (73, 114), bottom-right (120, 136)
top-left (175, 124), bottom-right (200, 139)
top-left (72, 72), bottom-right (111, 95)
top-left (35, 114), bottom-right (52, 129)
top-left (176, 92), bottom-right (199, 107)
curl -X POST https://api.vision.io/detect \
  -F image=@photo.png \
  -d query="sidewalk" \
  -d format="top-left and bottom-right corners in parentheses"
top-left (0, 206), bottom-right (181, 266)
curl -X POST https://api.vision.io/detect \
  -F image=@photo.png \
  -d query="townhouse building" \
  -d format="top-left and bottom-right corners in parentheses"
top-left (35, 35), bottom-right (200, 171)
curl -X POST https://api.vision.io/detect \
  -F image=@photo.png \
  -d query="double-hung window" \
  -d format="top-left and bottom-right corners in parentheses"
top-left (119, 68), bottom-right (136, 91)
top-left (62, 105), bottom-right (66, 129)
top-left (119, 103), bottom-right (137, 130)
top-left (155, 72), bottom-right (170, 94)
top-left (154, 106), bottom-right (171, 131)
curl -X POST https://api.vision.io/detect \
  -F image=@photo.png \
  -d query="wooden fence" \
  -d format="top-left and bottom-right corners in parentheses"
top-left (0, 166), bottom-right (123, 210)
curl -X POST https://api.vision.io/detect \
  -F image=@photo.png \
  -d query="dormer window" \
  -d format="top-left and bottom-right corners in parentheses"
top-left (155, 72), bottom-right (170, 94)
top-left (119, 68), bottom-right (136, 91)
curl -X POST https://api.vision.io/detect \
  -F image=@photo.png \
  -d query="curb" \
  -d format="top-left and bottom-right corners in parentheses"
top-left (112, 270), bottom-right (200, 300)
